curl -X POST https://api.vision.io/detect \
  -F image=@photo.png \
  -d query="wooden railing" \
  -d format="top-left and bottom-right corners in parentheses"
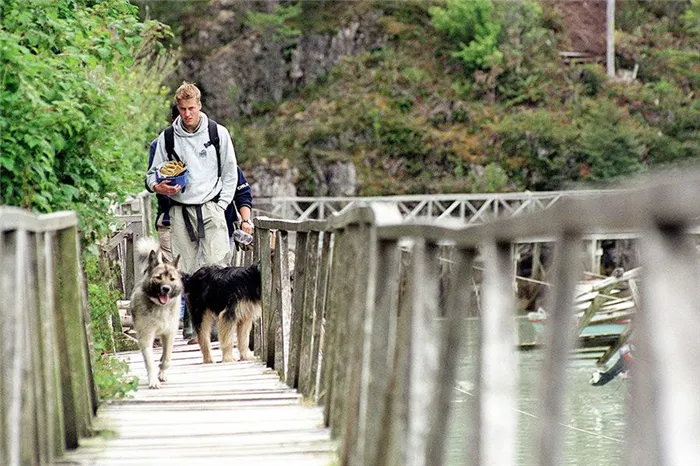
top-left (102, 191), bottom-right (153, 299)
top-left (0, 208), bottom-right (96, 466)
top-left (252, 167), bottom-right (700, 466)
top-left (254, 189), bottom-right (627, 222)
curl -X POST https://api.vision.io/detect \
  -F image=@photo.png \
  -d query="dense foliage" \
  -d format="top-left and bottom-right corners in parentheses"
top-left (222, 0), bottom-right (698, 193)
top-left (1, 0), bottom-right (174, 401)
top-left (0, 0), bottom-right (173, 244)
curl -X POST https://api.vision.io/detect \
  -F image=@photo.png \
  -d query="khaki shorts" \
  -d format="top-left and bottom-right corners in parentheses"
top-left (169, 201), bottom-right (229, 274)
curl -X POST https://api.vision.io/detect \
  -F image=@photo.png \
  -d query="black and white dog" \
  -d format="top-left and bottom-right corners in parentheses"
top-left (183, 263), bottom-right (261, 364)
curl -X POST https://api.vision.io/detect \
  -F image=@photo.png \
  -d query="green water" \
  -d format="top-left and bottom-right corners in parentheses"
top-left (446, 336), bottom-right (628, 465)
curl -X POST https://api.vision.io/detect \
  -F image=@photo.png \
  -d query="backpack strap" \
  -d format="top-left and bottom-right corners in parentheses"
top-left (163, 125), bottom-right (181, 163)
top-left (164, 119), bottom-right (220, 176)
top-left (206, 119), bottom-right (221, 178)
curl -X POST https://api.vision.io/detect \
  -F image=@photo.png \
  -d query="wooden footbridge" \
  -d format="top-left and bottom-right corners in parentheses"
top-left (58, 337), bottom-right (335, 465)
top-left (2, 168), bottom-right (699, 466)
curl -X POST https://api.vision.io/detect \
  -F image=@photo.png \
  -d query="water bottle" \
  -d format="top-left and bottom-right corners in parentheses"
top-left (233, 228), bottom-right (253, 247)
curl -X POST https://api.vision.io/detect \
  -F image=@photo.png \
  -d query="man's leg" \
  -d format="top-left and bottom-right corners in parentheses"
top-left (200, 202), bottom-right (232, 267)
top-left (170, 205), bottom-right (199, 273)
top-left (155, 216), bottom-right (173, 262)
top-left (182, 299), bottom-right (195, 341)
top-left (201, 202), bottom-right (229, 343)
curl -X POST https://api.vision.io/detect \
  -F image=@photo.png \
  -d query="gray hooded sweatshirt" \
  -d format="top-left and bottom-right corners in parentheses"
top-left (146, 113), bottom-right (237, 209)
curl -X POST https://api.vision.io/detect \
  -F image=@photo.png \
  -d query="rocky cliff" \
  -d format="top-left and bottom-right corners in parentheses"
top-left (171, 1), bottom-right (385, 197)
top-left (178, 1), bottom-right (386, 121)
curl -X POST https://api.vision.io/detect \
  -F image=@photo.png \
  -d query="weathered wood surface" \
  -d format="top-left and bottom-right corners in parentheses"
top-left (254, 167), bottom-right (700, 466)
top-left (55, 337), bottom-right (337, 466)
top-left (1, 207), bottom-right (96, 466)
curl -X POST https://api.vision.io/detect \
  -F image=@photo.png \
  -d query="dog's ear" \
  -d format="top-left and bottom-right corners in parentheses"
top-left (171, 254), bottom-right (181, 269)
top-left (147, 249), bottom-right (160, 271)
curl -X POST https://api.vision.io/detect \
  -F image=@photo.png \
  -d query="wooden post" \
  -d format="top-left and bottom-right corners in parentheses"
top-left (322, 227), bottom-right (349, 430)
top-left (606, 0), bottom-right (615, 78)
top-left (340, 223), bottom-right (374, 466)
top-left (585, 238), bottom-right (602, 275)
top-left (25, 230), bottom-right (50, 464)
top-left (0, 229), bottom-right (34, 466)
top-left (272, 230), bottom-right (292, 378)
top-left (286, 231), bottom-right (308, 388)
top-left (298, 231), bottom-right (321, 398)
top-left (361, 238), bottom-right (401, 466)
top-left (426, 246), bottom-right (477, 466)
top-left (376, 239), bottom-right (443, 466)
top-left (140, 192), bottom-right (153, 238)
top-left (535, 231), bottom-right (582, 466)
top-left (375, 242), bottom-right (416, 466)
top-left (475, 239), bottom-right (518, 466)
top-left (38, 231), bottom-right (66, 459)
top-left (53, 226), bottom-right (93, 445)
top-left (327, 226), bottom-right (357, 437)
top-left (257, 228), bottom-right (273, 360)
top-left (628, 223), bottom-right (700, 466)
top-left (267, 230), bottom-right (282, 371)
top-left (313, 231), bottom-right (333, 403)
top-left (124, 231), bottom-right (135, 298)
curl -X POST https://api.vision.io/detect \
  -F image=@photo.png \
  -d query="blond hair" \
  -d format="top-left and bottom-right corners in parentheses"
top-left (175, 81), bottom-right (201, 103)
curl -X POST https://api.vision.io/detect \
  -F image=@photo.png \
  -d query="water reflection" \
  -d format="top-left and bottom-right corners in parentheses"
top-left (446, 329), bottom-right (627, 465)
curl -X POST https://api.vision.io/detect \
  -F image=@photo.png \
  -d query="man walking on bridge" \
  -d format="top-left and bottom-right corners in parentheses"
top-left (145, 81), bottom-right (237, 273)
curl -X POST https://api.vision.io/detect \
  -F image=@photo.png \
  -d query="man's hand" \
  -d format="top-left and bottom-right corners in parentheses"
top-left (153, 180), bottom-right (182, 196)
top-left (240, 219), bottom-right (254, 234)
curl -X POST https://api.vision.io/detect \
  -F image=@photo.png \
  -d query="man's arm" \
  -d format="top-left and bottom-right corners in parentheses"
top-left (234, 167), bottom-right (253, 234)
top-left (146, 133), bottom-right (181, 196)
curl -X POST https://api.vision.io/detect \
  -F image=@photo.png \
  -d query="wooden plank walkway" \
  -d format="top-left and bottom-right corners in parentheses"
top-left (55, 337), bottom-right (337, 466)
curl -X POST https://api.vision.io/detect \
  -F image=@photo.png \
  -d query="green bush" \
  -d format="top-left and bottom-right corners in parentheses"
top-left (577, 100), bottom-right (648, 181)
top-left (575, 64), bottom-right (608, 98)
top-left (430, 0), bottom-right (560, 105)
top-left (681, 0), bottom-right (700, 39)
top-left (429, 0), bottom-right (502, 72)
top-left (643, 0), bottom-right (695, 34)
top-left (83, 255), bottom-right (122, 353)
top-left (93, 353), bottom-right (138, 403)
top-left (362, 112), bottom-right (426, 176)
top-left (607, 80), bottom-right (700, 166)
top-left (379, 123), bottom-right (425, 160)
top-left (489, 109), bottom-right (579, 190)
top-left (616, 0), bottom-right (654, 34)
top-left (245, 3), bottom-right (302, 40)
top-left (490, 99), bottom-right (653, 189)
top-left (466, 163), bottom-right (511, 193)
top-left (0, 0), bottom-right (173, 245)
top-left (1, 0), bottom-right (173, 403)
top-left (650, 48), bottom-right (700, 91)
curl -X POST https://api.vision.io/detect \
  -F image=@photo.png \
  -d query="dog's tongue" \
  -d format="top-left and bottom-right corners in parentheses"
top-left (158, 295), bottom-right (169, 304)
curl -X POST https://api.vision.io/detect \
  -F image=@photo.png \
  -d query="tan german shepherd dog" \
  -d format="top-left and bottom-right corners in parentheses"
top-left (129, 237), bottom-right (183, 389)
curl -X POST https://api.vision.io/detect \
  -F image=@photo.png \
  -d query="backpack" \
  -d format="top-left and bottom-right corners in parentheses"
top-left (163, 118), bottom-right (221, 178)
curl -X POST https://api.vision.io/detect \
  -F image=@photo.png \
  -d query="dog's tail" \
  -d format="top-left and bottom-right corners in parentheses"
top-left (135, 236), bottom-right (164, 276)
top-left (136, 236), bottom-right (162, 261)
